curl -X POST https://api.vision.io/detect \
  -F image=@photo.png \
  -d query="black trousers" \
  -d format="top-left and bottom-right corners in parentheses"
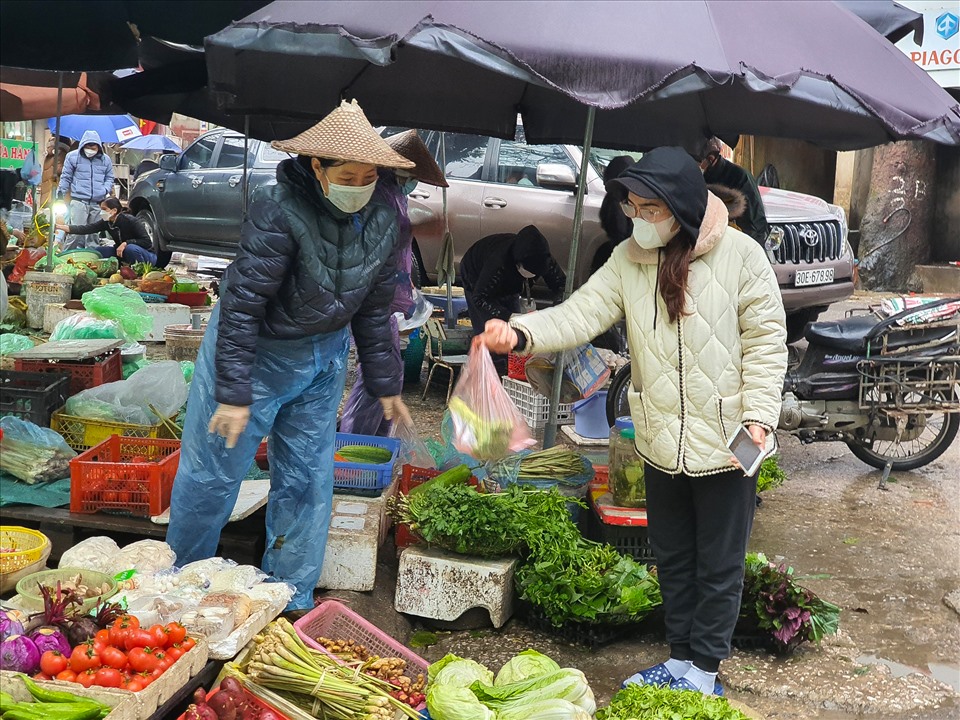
top-left (645, 463), bottom-right (758, 672)
top-left (464, 290), bottom-right (520, 376)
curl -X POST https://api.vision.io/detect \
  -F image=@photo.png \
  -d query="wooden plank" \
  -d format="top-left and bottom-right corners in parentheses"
top-left (10, 339), bottom-right (123, 360)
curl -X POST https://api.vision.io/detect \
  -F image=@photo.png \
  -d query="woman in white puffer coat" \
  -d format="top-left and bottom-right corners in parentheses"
top-left (480, 147), bottom-right (787, 697)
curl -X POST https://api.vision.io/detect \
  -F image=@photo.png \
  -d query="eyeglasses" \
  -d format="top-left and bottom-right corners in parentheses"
top-left (619, 200), bottom-right (666, 222)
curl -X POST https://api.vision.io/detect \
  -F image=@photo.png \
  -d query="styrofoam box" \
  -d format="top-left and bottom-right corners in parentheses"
top-left (44, 302), bottom-right (193, 342)
top-left (317, 496), bottom-right (384, 592)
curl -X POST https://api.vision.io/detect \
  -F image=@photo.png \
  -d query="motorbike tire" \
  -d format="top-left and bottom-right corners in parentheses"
top-left (845, 389), bottom-right (960, 471)
top-left (606, 362), bottom-right (633, 426)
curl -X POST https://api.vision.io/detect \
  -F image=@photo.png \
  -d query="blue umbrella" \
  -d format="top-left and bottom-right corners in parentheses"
top-left (46, 114), bottom-right (141, 144)
top-left (120, 134), bottom-right (182, 152)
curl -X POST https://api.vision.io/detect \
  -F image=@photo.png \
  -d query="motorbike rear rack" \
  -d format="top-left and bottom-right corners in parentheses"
top-left (858, 355), bottom-right (959, 413)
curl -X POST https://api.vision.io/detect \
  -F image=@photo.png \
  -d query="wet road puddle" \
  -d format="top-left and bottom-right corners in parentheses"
top-left (857, 654), bottom-right (960, 692)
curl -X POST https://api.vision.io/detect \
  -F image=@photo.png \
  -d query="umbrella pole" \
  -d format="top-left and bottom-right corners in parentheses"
top-left (45, 72), bottom-right (64, 274)
top-left (441, 134), bottom-right (454, 329)
top-left (542, 106), bottom-right (595, 448)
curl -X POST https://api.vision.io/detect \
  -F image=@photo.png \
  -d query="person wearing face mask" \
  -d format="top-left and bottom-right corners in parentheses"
top-left (694, 137), bottom-right (768, 244)
top-left (340, 129), bottom-right (448, 436)
top-left (55, 197), bottom-right (156, 265)
top-left (166, 101), bottom-right (416, 615)
top-left (479, 147), bottom-right (787, 697)
top-left (460, 224), bottom-right (566, 374)
top-left (56, 130), bottom-right (115, 251)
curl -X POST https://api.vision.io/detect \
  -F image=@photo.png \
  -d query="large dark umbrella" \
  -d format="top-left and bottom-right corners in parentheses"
top-left (0, 1), bottom-right (270, 72)
top-left (835, 0), bottom-right (923, 43)
top-left (205, 0), bottom-right (959, 150)
top-left (205, 0), bottom-right (960, 444)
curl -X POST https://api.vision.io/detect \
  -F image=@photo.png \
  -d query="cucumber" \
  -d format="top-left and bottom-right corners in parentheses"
top-left (337, 445), bottom-right (393, 464)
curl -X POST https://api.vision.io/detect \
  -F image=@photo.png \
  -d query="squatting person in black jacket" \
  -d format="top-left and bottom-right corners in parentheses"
top-left (694, 137), bottom-right (768, 244)
top-left (166, 101), bottom-right (416, 614)
top-left (56, 197), bottom-right (157, 265)
top-left (461, 224), bottom-right (566, 373)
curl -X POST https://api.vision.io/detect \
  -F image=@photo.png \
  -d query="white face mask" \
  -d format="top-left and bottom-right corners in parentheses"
top-left (323, 173), bottom-right (377, 214)
top-left (83, 147), bottom-right (98, 158)
top-left (100, 210), bottom-right (113, 221)
top-left (517, 264), bottom-right (536, 279)
top-left (632, 216), bottom-right (679, 250)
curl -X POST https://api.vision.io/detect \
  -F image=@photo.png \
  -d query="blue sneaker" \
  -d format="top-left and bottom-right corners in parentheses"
top-left (668, 676), bottom-right (725, 696)
top-left (621, 663), bottom-right (677, 689)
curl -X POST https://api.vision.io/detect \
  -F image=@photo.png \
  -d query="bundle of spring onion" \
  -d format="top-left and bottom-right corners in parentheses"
top-left (241, 619), bottom-right (421, 719)
top-left (0, 417), bottom-right (75, 484)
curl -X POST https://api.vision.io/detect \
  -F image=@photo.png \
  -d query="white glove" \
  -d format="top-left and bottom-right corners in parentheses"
top-left (379, 395), bottom-right (413, 427)
top-left (208, 404), bottom-right (250, 449)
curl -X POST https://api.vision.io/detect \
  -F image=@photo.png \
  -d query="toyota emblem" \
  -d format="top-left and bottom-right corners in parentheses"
top-left (800, 228), bottom-right (819, 247)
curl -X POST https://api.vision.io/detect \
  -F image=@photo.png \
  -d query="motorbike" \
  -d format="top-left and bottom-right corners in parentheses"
top-left (605, 297), bottom-right (960, 484)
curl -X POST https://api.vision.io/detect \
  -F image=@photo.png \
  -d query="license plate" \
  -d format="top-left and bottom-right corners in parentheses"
top-left (795, 268), bottom-right (834, 287)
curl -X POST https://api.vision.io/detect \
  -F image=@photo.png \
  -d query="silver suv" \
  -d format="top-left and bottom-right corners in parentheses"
top-left (129, 128), bottom-right (854, 341)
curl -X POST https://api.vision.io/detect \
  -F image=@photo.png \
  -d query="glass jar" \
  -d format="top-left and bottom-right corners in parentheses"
top-left (609, 416), bottom-right (646, 508)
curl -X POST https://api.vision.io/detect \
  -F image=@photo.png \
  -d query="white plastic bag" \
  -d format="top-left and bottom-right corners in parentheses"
top-left (65, 361), bottom-right (188, 425)
top-left (58, 536), bottom-right (119, 573)
top-left (105, 540), bottom-right (177, 577)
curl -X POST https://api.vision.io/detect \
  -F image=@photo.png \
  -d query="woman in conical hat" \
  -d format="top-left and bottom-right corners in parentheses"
top-left (168, 100), bottom-right (415, 613)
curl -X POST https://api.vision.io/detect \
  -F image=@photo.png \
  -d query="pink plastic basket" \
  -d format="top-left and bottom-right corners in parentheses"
top-left (294, 600), bottom-right (428, 678)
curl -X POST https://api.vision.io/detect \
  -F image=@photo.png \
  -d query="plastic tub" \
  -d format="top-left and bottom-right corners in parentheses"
top-left (572, 390), bottom-right (609, 438)
top-left (23, 271), bottom-right (74, 329)
top-left (16, 567), bottom-right (118, 613)
top-left (164, 324), bottom-right (206, 362)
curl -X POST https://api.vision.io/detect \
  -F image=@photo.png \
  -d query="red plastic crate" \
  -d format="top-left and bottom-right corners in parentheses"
top-left (294, 599), bottom-right (428, 710)
top-left (396, 464), bottom-right (479, 549)
top-left (15, 349), bottom-right (122, 396)
top-left (69, 436), bottom-right (181, 517)
top-left (255, 440), bottom-right (269, 470)
top-left (507, 352), bottom-right (529, 381)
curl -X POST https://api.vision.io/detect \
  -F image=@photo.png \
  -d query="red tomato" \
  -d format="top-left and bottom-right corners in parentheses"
top-left (55, 669), bottom-right (78, 682)
top-left (32, 672), bottom-right (52, 680)
top-left (153, 650), bottom-right (172, 671)
top-left (136, 671), bottom-right (155, 688)
top-left (164, 622), bottom-right (187, 645)
top-left (93, 629), bottom-right (111, 652)
top-left (165, 645), bottom-right (184, 661)
top-left (40, 650), bottom-right (68, 676)
top-left (179, 637), bottom-right (196, 652)
top-left (100, 646), bottom-right (128, 671)
top-left (110, 615), bottom-right (139, 647)
top-left (128, 647), bottom-right (159, 673)
top-left (125, 677), bottom-right (145, 692)
top-left (94, 667), bottom-right (123, 688)
top-left (124, 629), bottom-right (154, 651)
top-left (76, 669), bottom-right (99, 688)
top-left (69, 645), bottom-right (101, 673)
top-left (147, 624), bottom-right (169, 648)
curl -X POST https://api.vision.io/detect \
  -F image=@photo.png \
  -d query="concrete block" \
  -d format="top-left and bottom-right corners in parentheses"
top-left (43, 302), bottom-right (192, 342)
top-left (912, 264), bottom-right (960, 294)
top-left (334, 476), bottom-right (398, 548)
top-left (394, 545), bottom-right (517, 628)
top-left (317, 497), bottom-right (382, 592)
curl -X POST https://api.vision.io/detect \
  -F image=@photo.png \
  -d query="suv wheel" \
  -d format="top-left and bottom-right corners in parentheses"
top-left (138, 207), bottom-right (171, 269)
top-left (786, 307), bottom-right (822, 344)
top-left (410, 242), bottom-right (425, 288)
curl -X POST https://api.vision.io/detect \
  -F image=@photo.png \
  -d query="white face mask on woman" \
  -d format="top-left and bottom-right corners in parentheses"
top-left (632, 216), bottom-right (679, 249)
top-left (323, 175), bottom-right (377, 214)
top-left (100, 210), bottom-right (113, 221)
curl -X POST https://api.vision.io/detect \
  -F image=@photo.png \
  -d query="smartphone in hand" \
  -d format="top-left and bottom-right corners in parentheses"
top-left (727, 424), bottom-right (767, 476)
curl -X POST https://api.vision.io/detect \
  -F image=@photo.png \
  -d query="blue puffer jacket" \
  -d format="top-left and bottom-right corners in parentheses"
top-left (57, 130), bottom-right (114, 202)
top-left (215, 159), bottom-right (401, 407)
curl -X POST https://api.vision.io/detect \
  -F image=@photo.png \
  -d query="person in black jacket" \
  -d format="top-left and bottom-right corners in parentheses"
top-left (461, 224), bottom-right (566, 373)
top-left (56, 197), bottom-right (156, 265)
top-left (694, 138), bottom-right (768, 244)
top-left (166, 101), bottom-right (416, 614)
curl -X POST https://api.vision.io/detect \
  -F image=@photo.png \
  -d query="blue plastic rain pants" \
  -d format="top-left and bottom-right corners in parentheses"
top-left (166, 305), bottom-right (348, 610)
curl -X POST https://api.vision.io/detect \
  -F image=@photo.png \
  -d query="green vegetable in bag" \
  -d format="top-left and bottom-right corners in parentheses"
top-left (50, 313), bottom-right (124, 341)
top-left (0, 334), bottom-right (34, 355)
top-left (81, 284), bottom-right (153, 341)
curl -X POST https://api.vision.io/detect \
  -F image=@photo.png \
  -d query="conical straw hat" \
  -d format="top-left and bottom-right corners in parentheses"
top-left (385, 130), bottom-right (448, 187)
top-left (271, 100), bottom-right (415, 169)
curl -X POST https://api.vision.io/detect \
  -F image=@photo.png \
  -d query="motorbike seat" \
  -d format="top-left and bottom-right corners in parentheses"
top-left (805, 315), bottom-right (956, 353)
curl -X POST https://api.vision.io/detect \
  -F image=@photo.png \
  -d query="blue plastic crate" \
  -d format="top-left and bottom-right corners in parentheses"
top-left (334, 433), bottom-right (401, 494)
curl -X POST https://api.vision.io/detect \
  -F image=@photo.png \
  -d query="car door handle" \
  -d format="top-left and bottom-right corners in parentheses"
top-left (228, 175), bottom-right (243, 187)
top-left (408, 190), bottom-right (430, 200)
top-left (189, 175), bottom-right (203, 188)
top-left (484, 197), bottom-right (507, 208)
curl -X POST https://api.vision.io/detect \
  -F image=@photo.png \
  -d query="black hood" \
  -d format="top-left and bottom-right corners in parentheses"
top-left (606, 147), bottom-right (708, 242)
top-left (511, 224), bottom-right (551, 273)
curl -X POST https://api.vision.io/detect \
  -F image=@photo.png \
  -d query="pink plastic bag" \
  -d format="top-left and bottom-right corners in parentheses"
top-left (448, 340), bottom-right (535, 461)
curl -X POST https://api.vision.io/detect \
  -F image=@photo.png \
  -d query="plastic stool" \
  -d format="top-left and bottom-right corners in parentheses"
top-left (394, 545), bottom-right (517, 628)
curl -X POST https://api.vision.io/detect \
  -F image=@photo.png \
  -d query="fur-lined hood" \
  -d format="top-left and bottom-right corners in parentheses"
top-left (707, 183), bottom-right (747, 220)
